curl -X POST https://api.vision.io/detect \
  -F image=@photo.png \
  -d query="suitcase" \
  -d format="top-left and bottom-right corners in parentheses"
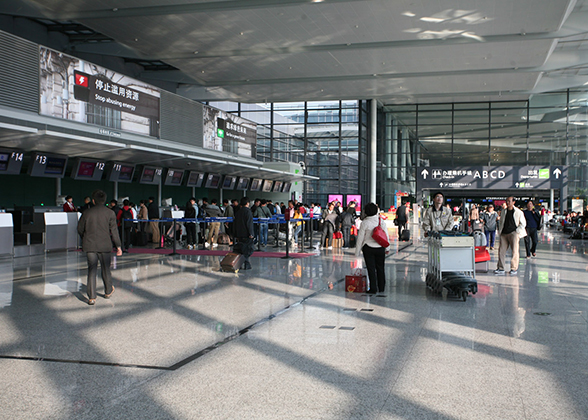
top-left (401, 229), bottom-right (411, 241)
top-left (132, 230), bottom-right (149, 246)
top-left (220, 252), bottom-right (245, 272)
top-left (217, 232), bottom-right (231, 244)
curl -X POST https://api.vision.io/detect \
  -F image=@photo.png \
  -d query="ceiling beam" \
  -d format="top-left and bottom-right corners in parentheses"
top-left (40, 0), bottom-right (364, 20)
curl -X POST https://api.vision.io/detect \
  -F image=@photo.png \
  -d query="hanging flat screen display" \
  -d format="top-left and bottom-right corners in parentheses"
top-left (107, 162), bottom-right (135, 183)
top-left (204, 173), bottom-right (221, 188)
top-left (139, 166), bottom-right (163, 185)
top-left (164, 169), bottom-right (184, 186)
top-left (250, 178), bottom-right (263, 192)
top-left (236, 177), bottom-right (250, 191)
top-left (28, 152), bottom-right (68, 178)
top-left (262, 180), bottom-right (273, 192)
top-left (186, 171), bottom-right (205, 188)
top-left (222, 175), bottom-right (237, 190)
top-left (71, 158), bottom-right (106, 181)
top-left (282, 182), bottom-right (292, 193)
top-left (272, 181), bottom-right (283, 192)
top-left (0, 149), bottom-right (24, 175)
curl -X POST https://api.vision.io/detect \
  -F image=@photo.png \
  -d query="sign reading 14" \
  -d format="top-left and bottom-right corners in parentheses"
top-left (11, 152), bottom-right (23, 161)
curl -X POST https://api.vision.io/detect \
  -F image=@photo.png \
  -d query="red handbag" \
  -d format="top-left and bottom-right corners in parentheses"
top-left (372, 220), bottom-right (390, 247)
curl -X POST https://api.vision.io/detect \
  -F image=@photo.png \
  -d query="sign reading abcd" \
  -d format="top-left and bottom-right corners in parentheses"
top-left (417, 166), bottom-right (565, 190)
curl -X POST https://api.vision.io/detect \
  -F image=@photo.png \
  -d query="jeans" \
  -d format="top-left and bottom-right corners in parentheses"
top-left (524, 227), bottom-right (538, 256)
top-left (321, 222), bottom-right (334, 247)
top-left (485, 229), bottom-right (496, 248)
top-left (341, 226), bottom-right (351, 247)
top-left (259, 223), bottom-right (268, 246)
top-left (362, 245), bottom-right (386, 293)
top-left (86, 252), bottom-right (113, 300)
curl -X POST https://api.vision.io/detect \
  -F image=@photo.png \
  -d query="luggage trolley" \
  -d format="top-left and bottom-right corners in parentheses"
top-left (426, 231), bottom-right (477, 301)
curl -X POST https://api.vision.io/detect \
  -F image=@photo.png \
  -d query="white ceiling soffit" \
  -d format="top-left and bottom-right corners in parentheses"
top-left (15, 0), bottom-right (588, 104)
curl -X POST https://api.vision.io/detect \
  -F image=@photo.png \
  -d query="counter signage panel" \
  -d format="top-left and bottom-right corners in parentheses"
top-left (139, 166), bottom-right (163, 185)
top-left (164, 169), bottom-right (184, 186)
top-left (250, 178), bottom-right (262, 192)
top-left (28, 152), bottom-right (68, 178)
top-left (107, 162), bottom-right (136, 183)
top-left (222, 175), bottom-right (237, 190)
top-left (272, 181), bottom-right (283, 192)
top-left (236, 177), bottom-right (250, 191)
top-left (204, 173), bottom-right (221, 189)
top-left (262, 180), bottom-right (273, 193)
top-left (186, 171), bottom-right (205, 188)
top-left (71, 158), bottom-right (106, 181)
top-left (0, 149), bottom-right (24, 175)
top-left (281, 182), bottom-right (292, 193)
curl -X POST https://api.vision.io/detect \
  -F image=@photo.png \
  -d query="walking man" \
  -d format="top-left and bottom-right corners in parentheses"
top-left (233, 196), bottom-right (254, 270)
top-left (495, 196), bottom-right (527, 275)
top-left (77, 190), bottom-right (122, 305)
top-left (147, 196), bottom-right (160, 244)
top-left (396, 201), bottom-right (409, 239)
top-left (523, 200), bottom-right (541, 258)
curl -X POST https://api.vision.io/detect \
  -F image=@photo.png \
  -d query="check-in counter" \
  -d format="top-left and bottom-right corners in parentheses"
top-left (44, 212), bottom-right (68, 251)
top-left (66, 212), bottom-right (81, 250)
top-left (0, 213), bottom-right (13, 256)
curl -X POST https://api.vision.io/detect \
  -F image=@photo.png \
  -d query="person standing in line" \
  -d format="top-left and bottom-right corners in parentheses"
top-left (77, 190), bottom-right (122, 306)
top-left (147, 196), bottom-right (160, 244)
top-left (116, 199), bottom-right (134, 252)
top-left (185, 197), bottom-right (197, 250)
top-left (109, 199), bottom-right (120, 217)
top-left (254, 199), bottom-right (272, 247)
top-left (321, 202), bottom-right (338, 249)
top-left (355, 203), bottom-right (390, 294)
top-left (233, 196), bottom-right (254, 270)
top-left (422, 192), bottom-right (454, 234)
top-left (63, 195), bottom-right (77, 212)
top-left (495, 196), bottom-right (527, 275)
top-left (481, 203), bottom-right (498, 250)
top-left (138, 200), bottom-right (148, 232)
top-left (523, 200), bottom-right (541, 259)
top-left (223, 198), bottom-right (235, 246)
top-left (202, 197), bottom-right (222, 248)
top-left (396, 201), bottom-right (409, 239)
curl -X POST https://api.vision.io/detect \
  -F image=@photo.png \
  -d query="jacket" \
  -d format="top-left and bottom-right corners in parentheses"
top-left (481, 211), bottom-right (498, 231)
top-left (498, 207), bottom-right (527, 238)
top-left (204, 204), bottom-right (222, 218)
top-left (147, 202), bottom-right (159, 219)
top-left (77, 204), bottom-right (121, 253)
top-left (422, 206), bottom-right (454, 232)
top-left (355, 215), bottom-right (390, 256)
top-left (234, 206), bottom-right (254, 239)
top-left (138, 205), bottom-right (148, 220)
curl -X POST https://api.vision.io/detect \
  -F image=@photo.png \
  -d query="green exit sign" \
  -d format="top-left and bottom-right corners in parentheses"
top-left (217, 128), bottom-right (225, 138)
top-left (539, 168), bottom-right (549, 179)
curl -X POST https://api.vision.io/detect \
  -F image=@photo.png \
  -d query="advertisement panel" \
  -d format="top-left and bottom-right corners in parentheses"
top-left (203, 106), bottom-right (257, 158)
top-left (39, 46), bottom-right (160, 137)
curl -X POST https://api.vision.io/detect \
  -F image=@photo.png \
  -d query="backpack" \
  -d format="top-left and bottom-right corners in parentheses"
top-left (121, 207), bottom-right (133, 228)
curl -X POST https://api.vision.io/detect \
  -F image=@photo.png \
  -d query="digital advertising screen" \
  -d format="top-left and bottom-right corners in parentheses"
top-left (346, 194), bottom-right (362, 211)
top-left (328, 194), bottom-right (344, 204)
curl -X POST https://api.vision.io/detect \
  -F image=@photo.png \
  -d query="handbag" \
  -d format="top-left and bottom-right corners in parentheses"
top-left (345, 269), bottom-right (367, 293)
top-left (372, 219), bottom-right (390, 247)
top-left (393, 218), bottom-right (399, 226)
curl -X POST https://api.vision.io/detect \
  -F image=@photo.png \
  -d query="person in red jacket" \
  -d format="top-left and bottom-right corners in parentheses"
top-left (63, 195), bottom-right (77, 212)
top-left (116, 199), bottom-right (134, 252)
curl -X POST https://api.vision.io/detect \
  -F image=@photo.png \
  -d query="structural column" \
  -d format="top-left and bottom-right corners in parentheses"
top-left (370, 99), bottom-right (377, 204)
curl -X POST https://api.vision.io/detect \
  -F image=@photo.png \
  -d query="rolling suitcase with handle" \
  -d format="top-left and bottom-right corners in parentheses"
top-left (220, 252), bottom-right (245, 272)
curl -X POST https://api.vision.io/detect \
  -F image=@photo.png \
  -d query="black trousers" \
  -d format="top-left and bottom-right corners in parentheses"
top-left (524, 227), bottom-right (539, 256)
top-left (397, 221), bottom-right (407, 238)
top-left (186, 223), bottom-right (196, 245)
top-left (362, 245), bottom-right (386, 293)
top-left (86, 252), bottom-right (113, 300)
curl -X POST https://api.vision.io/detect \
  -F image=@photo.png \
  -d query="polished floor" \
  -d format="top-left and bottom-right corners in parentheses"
top-left (1, 226), bottom-right (587, 419)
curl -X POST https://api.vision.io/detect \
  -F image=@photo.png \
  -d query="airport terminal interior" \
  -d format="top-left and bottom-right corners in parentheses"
top-left (1, 0), bottom-right (588, 419)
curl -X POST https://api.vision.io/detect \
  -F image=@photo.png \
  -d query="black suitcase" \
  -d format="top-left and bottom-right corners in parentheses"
top-left (221, 252), bottom-right (245, 272)
top-left (133, 231), bottom-right (149, 246)
top-left (401, 229), bottom-right (411, 241)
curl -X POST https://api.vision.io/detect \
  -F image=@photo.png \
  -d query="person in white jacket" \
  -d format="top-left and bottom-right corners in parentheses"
top-left (495, 196), bottom-right (527, 275)
top-left (355, 203), bottom-right (391, 294)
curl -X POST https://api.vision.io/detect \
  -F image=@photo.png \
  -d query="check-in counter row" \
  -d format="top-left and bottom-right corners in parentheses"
top-left (0, 212), bottom-right (80, 257)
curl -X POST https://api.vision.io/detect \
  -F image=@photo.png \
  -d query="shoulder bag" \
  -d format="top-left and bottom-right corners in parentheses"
top-left (372, 219), bottom-right (390, 247)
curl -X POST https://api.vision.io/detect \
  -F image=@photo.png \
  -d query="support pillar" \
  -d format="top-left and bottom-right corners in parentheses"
top-left (370, 99), bottom-right (377, 204)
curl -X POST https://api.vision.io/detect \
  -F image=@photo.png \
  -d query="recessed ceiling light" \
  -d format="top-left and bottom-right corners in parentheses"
top-left (134, 38), bottom-right (139, 42)
top-left (201, 70), bottom-right (205, 73)
top-left (112, 8), bottom-right (118, 11)
top-left (355, 25), bottom-right (359, 28)
top-left (402, 11), bottom-right (416, 17)
top-left (193, 51), bottom-right (199, 54)
top-left (240, 32), bottom-right (244, 35)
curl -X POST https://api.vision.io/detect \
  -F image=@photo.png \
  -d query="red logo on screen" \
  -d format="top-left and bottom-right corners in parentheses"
top-left (75, 73), bottom-right (89, 87)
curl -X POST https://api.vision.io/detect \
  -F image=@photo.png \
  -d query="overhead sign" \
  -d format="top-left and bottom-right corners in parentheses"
top-left (417, 166), bottom-right (565, 190)
top-left (40, 46), bottom-right (160, 137)
top-left (203, 106), bottom-right (257, 158)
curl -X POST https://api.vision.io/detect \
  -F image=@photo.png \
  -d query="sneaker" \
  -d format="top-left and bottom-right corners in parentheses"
top-left (342, 246), bottom-right (349, 249)
top-left (204, 243), bottom-right (210, 249)
top-left (509, 269), bottom-right (518, 275)
top-left (187, 245), bottom-right (193, 250)
top-left (212, 243), bottom-right (218, 248)
top-left (494, 269), bottom-right (506, 275)
top-left (328, 246), bottom-right (332, 250)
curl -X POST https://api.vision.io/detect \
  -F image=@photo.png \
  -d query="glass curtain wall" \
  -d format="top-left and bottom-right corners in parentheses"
top-left (380, 88), bottom-right (588, 209)
top-left (207, 100), bottom-right (366, 206)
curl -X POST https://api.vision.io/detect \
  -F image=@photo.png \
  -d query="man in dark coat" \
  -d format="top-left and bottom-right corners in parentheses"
top-left (147, 196), bottom-right (160, 244)
top-left (77, 190), bottom-right (122, 306)
top-left (233, 196), bottom-right (254, 270)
